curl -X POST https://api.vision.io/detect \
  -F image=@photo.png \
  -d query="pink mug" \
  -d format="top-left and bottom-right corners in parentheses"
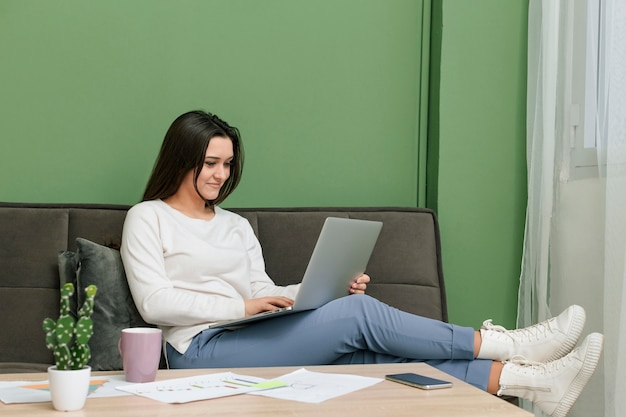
top-left (118, 327), bottom-right (162, 383)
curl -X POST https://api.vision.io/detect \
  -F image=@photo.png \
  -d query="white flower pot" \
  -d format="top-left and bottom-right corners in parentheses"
top-left (47, 365), bottom-right (91, 411)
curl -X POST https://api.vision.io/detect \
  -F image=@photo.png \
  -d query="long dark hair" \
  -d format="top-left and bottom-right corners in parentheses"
top-left (142, 110), bottom-right (244, 206)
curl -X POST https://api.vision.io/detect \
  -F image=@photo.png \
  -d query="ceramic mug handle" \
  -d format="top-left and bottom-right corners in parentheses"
top-left (118, 337), bottom-right (123, 359)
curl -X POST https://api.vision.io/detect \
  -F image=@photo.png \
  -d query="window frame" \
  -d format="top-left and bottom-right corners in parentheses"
top-left (565, 0), bottom-right (601, 180)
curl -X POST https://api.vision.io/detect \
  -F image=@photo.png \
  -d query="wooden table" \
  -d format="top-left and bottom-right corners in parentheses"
top-left (1, 363), bottom-right (532, 416)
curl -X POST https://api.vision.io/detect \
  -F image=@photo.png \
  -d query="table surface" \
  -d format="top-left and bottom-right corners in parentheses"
top-left (1, 363), bottom-right (532, 417)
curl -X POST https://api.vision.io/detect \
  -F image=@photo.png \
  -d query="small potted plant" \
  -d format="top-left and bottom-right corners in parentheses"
top-left (42, 282), bottom-right (97, 411)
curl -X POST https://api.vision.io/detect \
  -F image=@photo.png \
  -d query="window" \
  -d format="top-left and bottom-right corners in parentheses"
top-left (566, 0), bottom-right (601, 180)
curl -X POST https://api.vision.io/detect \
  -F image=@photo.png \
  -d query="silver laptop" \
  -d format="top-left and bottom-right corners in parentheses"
top-left (209, 217), bottom-right (383, 329)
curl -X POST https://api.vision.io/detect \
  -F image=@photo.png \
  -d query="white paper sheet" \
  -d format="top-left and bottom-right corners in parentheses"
top-left (251, 368), bottom-right (383, 403)
top-left (115, 372), bottom-right (286, 404)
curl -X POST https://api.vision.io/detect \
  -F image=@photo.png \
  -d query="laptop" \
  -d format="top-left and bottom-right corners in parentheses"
top-left (208, 217), bottom-right (383, 329)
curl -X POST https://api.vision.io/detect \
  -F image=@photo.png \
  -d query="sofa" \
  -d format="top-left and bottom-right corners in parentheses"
top-left (0, 203), bottom-right (447, 374)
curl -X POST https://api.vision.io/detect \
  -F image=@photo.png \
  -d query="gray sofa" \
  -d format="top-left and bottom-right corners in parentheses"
top-left (0, 203), bottom-right (447, 374)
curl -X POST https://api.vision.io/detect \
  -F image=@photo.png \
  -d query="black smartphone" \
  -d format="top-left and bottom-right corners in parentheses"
top-left (385, 373), bottom-right (453, 390)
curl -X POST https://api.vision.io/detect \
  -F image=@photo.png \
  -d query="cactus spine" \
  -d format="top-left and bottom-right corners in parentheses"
top-left (43, 283), bottom-right (97, 370)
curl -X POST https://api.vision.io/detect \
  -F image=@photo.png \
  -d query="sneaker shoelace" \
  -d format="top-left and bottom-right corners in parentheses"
top-left (505, 354), bottom-right (571, 376)
top-left (482, 318), bottom-right (556, 342)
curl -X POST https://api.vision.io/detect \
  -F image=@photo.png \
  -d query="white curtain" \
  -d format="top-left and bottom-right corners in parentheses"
top-left (520, 0), bottom-right (626, 416)
top-left (598, 1), bottom-right (626, 415)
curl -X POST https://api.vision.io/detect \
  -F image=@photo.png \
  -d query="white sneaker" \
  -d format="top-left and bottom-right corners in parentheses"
top-left (498, 332), bottom-right (604, 417)
top-left (478, 305), bottom-right (586, 362)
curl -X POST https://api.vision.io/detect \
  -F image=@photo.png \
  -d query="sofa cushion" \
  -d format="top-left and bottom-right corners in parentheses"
top-left (58, 238), bottom-right (152, 371)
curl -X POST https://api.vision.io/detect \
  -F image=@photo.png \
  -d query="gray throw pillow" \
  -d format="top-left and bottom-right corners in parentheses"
top-left (57, 238), bottom-right (153, 371)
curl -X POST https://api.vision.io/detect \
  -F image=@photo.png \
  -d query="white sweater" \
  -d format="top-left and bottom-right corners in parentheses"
top-left (120, 200), bottom-right (300, 354)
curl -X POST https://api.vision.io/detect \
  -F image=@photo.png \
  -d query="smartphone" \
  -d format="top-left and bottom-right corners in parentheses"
top-left (385, 373), bottom-right (453, 390)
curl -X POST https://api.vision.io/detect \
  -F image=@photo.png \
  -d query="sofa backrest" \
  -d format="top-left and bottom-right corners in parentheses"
top-left (0, 203), bottom-right (131, 369)
top-left (0, 203), bottom-right (447, 370)
top-left (234, 207), bottom-right (448, 321)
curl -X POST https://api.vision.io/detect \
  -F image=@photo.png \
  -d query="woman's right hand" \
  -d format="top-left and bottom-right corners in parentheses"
top-left (244, 296), bottom-right (294, 316)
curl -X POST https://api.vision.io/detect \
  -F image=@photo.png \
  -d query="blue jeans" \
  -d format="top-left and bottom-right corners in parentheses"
top-left (166, 294), bottom-right (492, 390)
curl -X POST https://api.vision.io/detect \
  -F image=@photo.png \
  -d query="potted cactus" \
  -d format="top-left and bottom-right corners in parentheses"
top-left (42, 283), bottom-right (97, 411)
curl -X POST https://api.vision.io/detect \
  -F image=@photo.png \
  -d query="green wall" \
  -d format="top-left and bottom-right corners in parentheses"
top-left (1, 0), bottom-right (528, 329)
top-left (430, 0), bottom-right (528, 328)
top-left (0, 0), bottom-right (428, 207)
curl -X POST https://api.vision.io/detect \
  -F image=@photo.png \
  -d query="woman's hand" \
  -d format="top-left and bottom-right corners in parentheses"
top-left (244, 296), bottom-right (294, 317)
top-left (349, 273), bottom-right (370, 295)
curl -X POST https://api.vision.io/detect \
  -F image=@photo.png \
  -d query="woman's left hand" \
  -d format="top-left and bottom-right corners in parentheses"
top-left (349, 273), bottom-right (370, 294)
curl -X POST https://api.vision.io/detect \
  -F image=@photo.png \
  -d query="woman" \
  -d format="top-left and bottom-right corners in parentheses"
top-left (121, 110), bottom-right (603, 417)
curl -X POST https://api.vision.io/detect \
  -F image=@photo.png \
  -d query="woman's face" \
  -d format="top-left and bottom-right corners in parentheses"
top-left (182, 136), bottom-right (234, 202)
